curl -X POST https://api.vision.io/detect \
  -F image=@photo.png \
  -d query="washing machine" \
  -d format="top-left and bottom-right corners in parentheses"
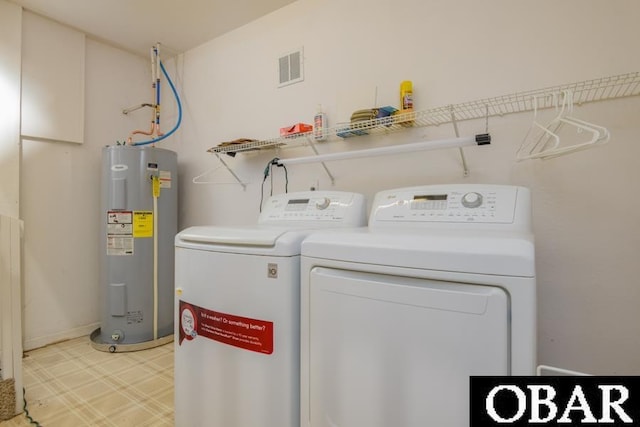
top-left (300, 184), bottom-right (536, 427)
top-left (174, 191), bottom-right (367, 427)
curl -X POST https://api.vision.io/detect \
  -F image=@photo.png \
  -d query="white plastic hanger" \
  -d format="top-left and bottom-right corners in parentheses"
top-left (516, 95), bottom-right (560, 161)
top-left (517, 90), bottom-right (610, 161)
top-left (535, 90), bottom-right (610, 159)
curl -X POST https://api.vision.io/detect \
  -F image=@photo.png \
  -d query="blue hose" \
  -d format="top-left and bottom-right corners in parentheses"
top-left (133, 61), bottom-right (183, 146)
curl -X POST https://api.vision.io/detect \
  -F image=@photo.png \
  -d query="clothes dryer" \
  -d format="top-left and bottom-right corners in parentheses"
top-left (300, 184), bottom-right (536, 427)
top-left (174, 191), bottom-right (366, 427)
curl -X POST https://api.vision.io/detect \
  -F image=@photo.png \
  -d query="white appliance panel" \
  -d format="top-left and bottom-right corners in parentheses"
top-left (370, 184), bottom-right (531, 231)
top-left (260, 191), bottom-right (366, 226)
top-left (175, 247), bottom-right (300, 427)
top-left (308, 267), bottom-right (509, 427)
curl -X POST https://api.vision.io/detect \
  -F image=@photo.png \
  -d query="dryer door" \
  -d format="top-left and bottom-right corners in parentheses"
top-left (306, 267), bottom-right (509, 427)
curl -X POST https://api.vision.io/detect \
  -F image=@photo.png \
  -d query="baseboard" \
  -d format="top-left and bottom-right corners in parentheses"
top-left (24, 322), bottom-right (100, 351)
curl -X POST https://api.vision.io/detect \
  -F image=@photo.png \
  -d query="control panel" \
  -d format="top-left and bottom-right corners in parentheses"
top-left (370, 184), bottom-right (531, 229)
top-left (259, 191), bottom-right (367, 226)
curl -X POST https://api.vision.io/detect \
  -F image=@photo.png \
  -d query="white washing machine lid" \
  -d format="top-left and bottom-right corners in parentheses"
top-left (177, 225), bottom-right (288, 246)
top-left (301, 228), bottom-right (535, 277)
top-left (176, 225), bottom-right (324, 256)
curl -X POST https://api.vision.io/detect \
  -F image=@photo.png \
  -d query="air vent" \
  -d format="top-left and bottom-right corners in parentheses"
top-left (278, 48), bottom-right (304, 87)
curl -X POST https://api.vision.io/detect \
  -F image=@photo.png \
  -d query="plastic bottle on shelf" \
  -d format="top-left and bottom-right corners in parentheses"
top-left (313, 104), bottom-right (328, 141)
top-left (399, 81), bottom-right (414, 126)
top-left (400, 81), bottom-right (413, 110)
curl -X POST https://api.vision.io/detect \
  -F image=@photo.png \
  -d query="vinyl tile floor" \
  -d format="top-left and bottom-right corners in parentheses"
top-left (1, 336), bottom-right (174, 427)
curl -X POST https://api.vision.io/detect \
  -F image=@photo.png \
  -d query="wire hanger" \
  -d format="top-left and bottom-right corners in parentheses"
top-left (192, 165), bottom-right (247, 185)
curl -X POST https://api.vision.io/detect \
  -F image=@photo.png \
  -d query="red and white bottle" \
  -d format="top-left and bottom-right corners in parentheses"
top-left (313, 104), bottom-right (328, 141)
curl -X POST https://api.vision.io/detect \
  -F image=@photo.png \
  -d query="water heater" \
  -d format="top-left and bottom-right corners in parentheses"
top-left (94, 145), bottom-right (177, 351)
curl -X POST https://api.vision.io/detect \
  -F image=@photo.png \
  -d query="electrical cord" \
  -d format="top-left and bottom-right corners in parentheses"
top-left (22, 387), bottom-right (42, 426)
top-left (259, 161), bottom-right (271, 212)
top-left (259, 158), bottom-right (288, 212)
top-left (280, 162), bottom-right (289, 193)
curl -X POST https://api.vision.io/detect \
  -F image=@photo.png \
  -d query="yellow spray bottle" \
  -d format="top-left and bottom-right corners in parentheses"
top-left (400, 80), bottom-right (413, 111)
top-left (399, 80), bottom-right (414, 126)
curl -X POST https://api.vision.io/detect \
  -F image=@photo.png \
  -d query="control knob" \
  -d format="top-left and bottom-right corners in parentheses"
top-left (316, 197), bottom-right (331, 210)
top-left (461, 192), bottom-right (483, 208)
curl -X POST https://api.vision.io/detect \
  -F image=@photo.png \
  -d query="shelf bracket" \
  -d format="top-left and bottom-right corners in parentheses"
top-left (449, 106), bottom-right (469, 177)
top-left (304, 136), bottom-right (336, 185)
top-left (215, 154), bottom-right (247, 190)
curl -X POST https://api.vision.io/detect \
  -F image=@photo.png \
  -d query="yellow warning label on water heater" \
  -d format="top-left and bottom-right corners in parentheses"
top-left (133, 211), bottom-right (153, 238)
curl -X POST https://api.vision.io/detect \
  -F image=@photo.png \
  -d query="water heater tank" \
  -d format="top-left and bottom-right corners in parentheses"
top-left (96, 145), bottom-right (177, 350)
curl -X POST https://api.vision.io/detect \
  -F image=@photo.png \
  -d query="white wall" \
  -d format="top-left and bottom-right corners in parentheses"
top-left (0, 0), bottom-right (21, 390)
top-left (175, 0), bottom-right (640, 375)
top-left (0, 0), bottom-right (21, 219)
top-left (20, 22), bottom-right (151, 349)
top-left (21, 11), bottom-right (85, 144)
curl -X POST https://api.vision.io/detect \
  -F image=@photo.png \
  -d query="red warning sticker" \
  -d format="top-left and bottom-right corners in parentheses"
top-left (178, 300), bottom-right (273, 354)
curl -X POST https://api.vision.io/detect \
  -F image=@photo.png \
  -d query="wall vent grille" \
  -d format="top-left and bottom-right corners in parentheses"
top-left (278, 48), bottom-right (303, 87)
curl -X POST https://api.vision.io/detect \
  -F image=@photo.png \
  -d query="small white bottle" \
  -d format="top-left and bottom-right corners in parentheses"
top-left (313, 104), bottom-right (328, 141)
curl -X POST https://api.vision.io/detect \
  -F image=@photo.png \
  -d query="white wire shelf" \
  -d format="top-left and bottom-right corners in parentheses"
top-left (207, 139), bottom-right (286, 155)
top-left (208, 71), bottom-right (640, 156)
